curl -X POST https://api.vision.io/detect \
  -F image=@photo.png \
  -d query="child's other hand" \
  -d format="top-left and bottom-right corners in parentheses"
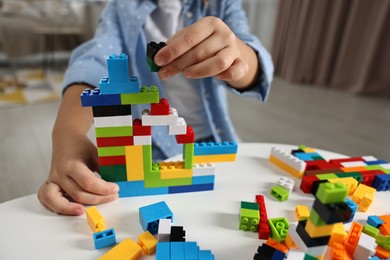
top-left (154, 16), bottom-right (258, 88)
top-left (37, 133), bottom-right (119, 216)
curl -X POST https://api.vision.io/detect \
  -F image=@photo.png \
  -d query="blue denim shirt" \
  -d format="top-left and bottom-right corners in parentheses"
top-left (63, 0), bottom-right (274, 158)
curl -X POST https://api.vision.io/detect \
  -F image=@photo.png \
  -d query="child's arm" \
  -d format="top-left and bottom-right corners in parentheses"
top-left (37, 85), bottom-right (119, 216)
top-left (154, 16), bottom-right (259, 89)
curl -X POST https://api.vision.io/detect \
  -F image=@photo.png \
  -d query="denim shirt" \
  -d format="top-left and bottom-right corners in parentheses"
top-left (63, 0), bottom-right (274, 158)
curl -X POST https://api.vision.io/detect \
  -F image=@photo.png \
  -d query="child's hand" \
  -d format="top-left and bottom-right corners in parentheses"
top-left (37, 131), bottom-right (119, 216)
top-left (154, 16), bottom-right (259, 89)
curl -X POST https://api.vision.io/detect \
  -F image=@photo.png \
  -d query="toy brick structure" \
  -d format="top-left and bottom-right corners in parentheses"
top-left (81, 53), bottom-right (237, 197)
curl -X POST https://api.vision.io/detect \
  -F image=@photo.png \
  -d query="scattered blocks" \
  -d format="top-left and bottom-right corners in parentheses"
top-left (93, 228), bottom-right (116, 250)
top-left (295, 205), bottom-right (310, 221)
top-left (268, 217), bottom-right (289, 243)
top-left (86, 206), bottom-right (107, 233)
top-left (99, 238), bottom-right (142, 260)
top-left (137, 231), bottom-right (158, 255)
top-left (139, 201), bottom-right (173, 235)
top-left (239, 201), bottom-right (260, 232)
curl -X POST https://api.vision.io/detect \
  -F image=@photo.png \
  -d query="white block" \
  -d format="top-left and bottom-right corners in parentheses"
top-left (362, 156), bottom-right (377, 162)
top-left (286, 250), bottom-right (305, 260)
top-left (341, 161), bottom-right (367, 168)
top-left (158, 218), bottom-right (172, 242)
top-left (270, 147), bottom-right (306, 172)
top-left (277, 176), bottom-right (295, 192)
top-left (168, 117), bottom-right (187, 135)
top-left (133, 135), bottom-right (152, 145)
top-left (94, 115), bottom-right (132, 127)
top-left (193, 163), bottom-right (216, 176)
top-left (380, 163), bottom-right (390, 170)
top-left (353, 233), bottom-right (376, 260)
top-left (142, 108), bottom-right (178, 126)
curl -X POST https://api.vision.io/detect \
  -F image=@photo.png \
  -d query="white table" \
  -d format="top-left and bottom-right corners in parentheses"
top-left (0, 143), bottom-right (388, 259)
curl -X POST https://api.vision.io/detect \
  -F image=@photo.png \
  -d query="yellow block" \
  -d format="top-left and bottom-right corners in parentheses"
top-left (328, 223), bottom-right (347, 246)
top-left (358, 192), bottom-right (374, 212)
top-left (302, 147), bottom-right (316, 153)
top-left (125, 145), bottom-right (144, 181)
top-left (305, 220), bottom-right (343, 238)
top-left (86, 206), bottom-right (106, 233)
top-left (352, 183), bottom-right (376, 204)
top-left (295, 205), bottom-right (310, 221)
top-left (269, 155), bottom-right (304, 178)
top-left (194, 154), bottom-right (236, 163)
top-left (137, 231), bottom-right (158, 255)
top-left (328, 177), bottom-right (358, 195)
top-left (284, 234), bottom-right (297, 250)
top-left (99, 238), bottom-right (142, 260)
top-left (159, 161), bottom-right (193, 179)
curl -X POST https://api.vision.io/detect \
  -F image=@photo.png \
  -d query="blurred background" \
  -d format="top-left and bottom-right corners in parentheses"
top-left (0, 0), bottom-right (389, 202)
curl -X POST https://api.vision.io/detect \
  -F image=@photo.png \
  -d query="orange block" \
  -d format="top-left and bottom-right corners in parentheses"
top-left (379, 214), bottom-right (390, 224)
top-left (285, 234), bottom-right (297, 250)
top-left (265, 238), bottom-right (289, 253)
top-left (341, 166), bottom-right (368, 172)
top-left (376, 245), bottom-right (390, 259)
top-left (344, 222), bottom-right (363, 255)
top-left (379, 223), bottom-right (390, 236)
top-left (331, 242), bottom-right (345, 260)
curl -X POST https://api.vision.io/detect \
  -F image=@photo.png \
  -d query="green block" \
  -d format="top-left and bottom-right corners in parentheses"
top-left (309, 209), bottom-right (326, 226)
top-left (270, 185), bottom-right (289, 202)
top-left (268, 217), bottom-right (289, 243)
top-left (316, 182), bottom-right (348, 204)
top-left (120, 86), bottom-right (159, 104)
top-left (100, 164), bottom-right (127, 182)
top-left (312, 156), bottom-right (324, 160)
top-left (239, 208), bottom-right (259, 232)
top-left (335, 172), bottom-right (363, 183)
top-left (376, 235), bottom-right (390, 250)
top-left (304, 254), bottom-right (318, 260)
top-left (183, 143), bottom-right (194, 169)
top-left (363, 224), bottom-right (379, 238)
top-left (98, 146), bottom-right (126, 157)
top-left (241, 201), bottom-right (259, 211)
top-left (95, 126), bottom-right (133, 138)
top-left (142, 145), bottom-right (192, 188)
top-left (146, 56), bottom-right (160, 72)
top-left (298, 145), bottom-right (307, 150)
top-left (317, 173), bottom-right (338, 180)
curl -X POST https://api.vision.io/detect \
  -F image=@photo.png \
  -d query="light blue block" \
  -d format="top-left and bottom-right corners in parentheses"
top-left (192, 175), bottom-right (215, 185)
top-left (184, 242), bottom-right (199, 259)
top-left (198, 250), bottom-right (214, 260)
top-left (156, 242), bottom-right (170, 260)
top-left (367, 215), bottom-right (384, 228)
top-left (139, 201), bottom-right (173, 234)
top-left (93, 228), bottom-right (116, 249)
top-left (171, 242), bottom-right (185, 260)
top-left (194, 141), bottom-right (238, 155)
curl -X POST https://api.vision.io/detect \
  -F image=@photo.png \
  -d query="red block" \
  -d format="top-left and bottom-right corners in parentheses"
top-left (151, 98), bottom-right (170, 115)
top-left (328, 157), bottom-right (364, 167)
top-left (175, 126), bottom-right (195, 144)
top-left (256, 194), bottom-right (271, 240)
top-left (133, 118), bottom-right (152, 136)
top-left (360, 170), bottom-right (385, 187)
top-left (96, 136), bottom-right (134, 147)
top-left (300, 175), bottom-right (320, 193)
top-left (305, 160), bottom-right (337, 171)
top-left (98, 155), bottom-right (127, 166)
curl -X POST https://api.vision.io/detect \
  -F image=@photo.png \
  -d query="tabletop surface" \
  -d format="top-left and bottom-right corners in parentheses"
top-left (0, 143), bottom-right (388, 259)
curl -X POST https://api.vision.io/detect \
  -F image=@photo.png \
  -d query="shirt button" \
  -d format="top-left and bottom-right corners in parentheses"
top-left (186, 12), bottom-right (193, 19)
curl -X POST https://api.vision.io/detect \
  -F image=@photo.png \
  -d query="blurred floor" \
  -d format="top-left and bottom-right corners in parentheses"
top-left (0, 76), bottom-right (389, 203)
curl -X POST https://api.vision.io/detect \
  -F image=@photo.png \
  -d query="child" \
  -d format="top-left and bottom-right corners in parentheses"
top-left (37, 0), bottom-right (274, 215)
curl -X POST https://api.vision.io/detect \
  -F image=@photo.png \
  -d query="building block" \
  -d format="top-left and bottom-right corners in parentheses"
top-left (379, 223), bottom-right (390, 236)
top-left (344, 222), bottom-right (363, 255)
top-left (133, 135), bottom-right (152, 145)
top-left (156, 242), bottom-right (170, 260)
top-left (328, 223), bottom-right (347, 246)
top-left (184, 242), bottom-right (199, 259)
top-left (141, 107), bottom-right (178, 126)
top-left (183, 143), bottom-right (194, 169)
top-left (256, 194), bottom-right (271, 240)
top-left (99, 237), bottom-right (142, 260)
top-left (270, 185), bottom-right (290, 202)
top-left (352, 183), bottom-right (376, 204)
top-left (151, 98), bottom-right (170, 115)
top-left (158, 219), bottom-right (172, 242)
top-left (98, 155), bottom-right (126, 166)
top-left (311, 199), bottom-right (352, 223)
top-left (193, 141), bottom-right (238, 155)
top-left (360, 170), bottom-right (384, 187)
top-left (315, 182), bottom-right (348, 204)
top-left (198, 250), bottom-right (214, 260)
top-left (170, 226), bottom-right (186, 242)
top-left (146, 41), bottom-right (167, 72)
top-left (193, 153), bottom-right (236, 163)
top-left (276, 176), bottom-right (295, 193)
top-left (239, 201), bottom-right (260, 232)
top-left (97, 146), bottom-right (126, 157)
top-left (367, 215), bottom-right (384, 228)
top-left (192, 163), bottom-right (216, 176)
top-left (335, 172), bottom-right (363, 183)
top-left (300, 175), bottom-right (320, 193)
top-left (99, 164), bottom-right (127, 182)
top-left (286, 250), bottom-right (305, 260)
top-left (358, 192), bottom-right (374, 212)
top-left (285, 234), bottom-right (298, 250)
top-left (94, 115), bottom-right (132, 128)
top-left (159, 161), bottom-right (193, 179)
top-left (253, 243), bottom-right (285, 260)
top-left (125, 145), bottom-right (144, 181)
top-left (139, 201), bottom-right (173, 235)
top-left (95, 126), bottom-right (133, 138)
top-left (168, 117), bottom-right (187, 135)
top-left (375, 245), bottom-right (390, 259)
top-left (328, 177), bottom-right (358, 195)
top-left (329, 242), bottom-right (346, 260)
top-left (269, 147), bottom-right (306, 178)
top-left (96, 136), bottom-right (134, 147)
top-left (81, 89), bottom-right (122, 107)
top-left (268, 217), bottom-right (289, 243)
top-left (345, 198), bottom-right (357, 223)
top-left (376, 235), bottom-right (390, 250)
top-left (120, 86), bottom-right (159, 105)
top-left (168, 183), bottom-right (214, 194)
top-left (363, 224), bottom-right (380, 238)
top-left (265, 237), bottom-right (289, 253)
top-left (175, 126), bottom-right (195, 144)
top-left (296, 205), bottom-right (310, 221)
top-left (305, 219), bottom-right (343, 238)
top-left (316, 173), bottom-right (339, 180)
top-left (295, 220), bottom-right (331, 247)
top-left (93, 228), bottom-right (116, 250)
top-left (92, 104), bottom-right (132, 117)
top-left (138, 231), bottom-right (158, 255)
top-left (86, 206), bottom-right (106, 233)
top-left (354, 233), bottom-right (377, 260)
top-left (132, 118), bottom-right (151, 136)
top-left (372, 173), bottom-right (390, 191)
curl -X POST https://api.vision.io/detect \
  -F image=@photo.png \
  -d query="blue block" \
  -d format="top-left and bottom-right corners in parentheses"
top-left (192, 175), bottom-right (215, 185)
top-left (139, 201), bottom-right (173, 234)
top-left (345, 198), bottom-right (357, 223)
top-left (367, 215), bottom-right (384, 228)
top-left (184, 242), bottom-right (199, 259)
top-left (369, 256), bottom-right (380, 260)
top-left (198, 250), bottom-right (214, 260)
top-left (99, 54), bottom-right (140, 94)
top-left (373, 174), bottom-right (390, 191)
top-left (93, 228), bottom-right (116, 249)
top-left (169, 183), bottom-right (214, 194)
top-left (293, 152), bottom-right (320, 161)
top-left (171, 242), bottom-right (185, 260)
top-left (272, 248), bottom-right (286, 260)
top-left (365, 160), bottom-right (388, 165)
top-left (194, 141), bottom-right (238, 156)
top-left (117, 181), bottom-right (136, 198)
top-left (126, 181), bottom-right (169, 197)
top-left (80, 89), bottom-right (121, 107)
top-left (156, 242), bottom-right (170, 260)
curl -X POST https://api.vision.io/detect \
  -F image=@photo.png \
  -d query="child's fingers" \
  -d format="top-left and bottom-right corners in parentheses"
top-left (38, 181), bottom-right (85, 216)
top-left (158, 35), bottom-right (224, 80)
top-left (183, 47), bottom-right (237, 79)
top-left (154, 19), bottom-right (215, 66)
top-left (216, 58), bottom-right (249, 82)
top-left (70, 163), bottom-right (119, 196)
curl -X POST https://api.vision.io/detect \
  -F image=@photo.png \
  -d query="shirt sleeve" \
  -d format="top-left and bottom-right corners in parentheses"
top-left (62, 1), bottom-right (123, 93)
top-left (221, 0), bottom-right (274, 102)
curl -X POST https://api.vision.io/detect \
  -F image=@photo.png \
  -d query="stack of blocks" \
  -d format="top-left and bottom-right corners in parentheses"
top-left (287, 182), bottom-right (349, 257)
top-left (239, 201), bottom-right (260, 232)
top-left (80, 53), bottom-right (237, 197)
top-left (86, 206), bottom-right (117, 250)
top-left (270, 176), bottom-right (295, 202)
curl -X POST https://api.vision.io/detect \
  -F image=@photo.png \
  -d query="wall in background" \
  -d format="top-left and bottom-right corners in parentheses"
top-left (242, 0), bottom-right (279, 51)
